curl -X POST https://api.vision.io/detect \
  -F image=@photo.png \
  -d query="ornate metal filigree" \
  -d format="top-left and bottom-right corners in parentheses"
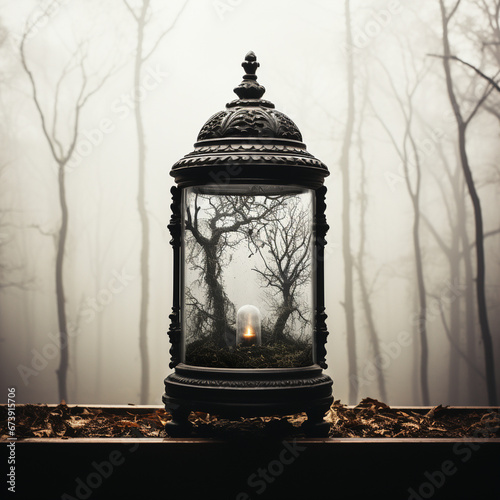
top-left (196, 111), bottom-right (227, 141)
top-left (173, 153), bottom-right (324, 169)
top-left (169, 373), bottom-right (332, 388)
top-left (314, 186), bottom-right (330, 369)
top-left (167, 186), bottom-right (182, 368)
top-left (197, 108), bottom-right (302, 141)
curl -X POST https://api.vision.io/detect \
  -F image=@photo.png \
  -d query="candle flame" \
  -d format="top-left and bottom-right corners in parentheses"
top-left (243, 326), bottom-right (254, 338)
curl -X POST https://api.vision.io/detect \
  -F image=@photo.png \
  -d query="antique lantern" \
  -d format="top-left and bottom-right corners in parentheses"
top-left (163, 52), bottom-right (333, 436)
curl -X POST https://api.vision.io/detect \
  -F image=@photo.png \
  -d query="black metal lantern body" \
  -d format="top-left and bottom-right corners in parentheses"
top-left (164, 52), bottom-right (333, 435)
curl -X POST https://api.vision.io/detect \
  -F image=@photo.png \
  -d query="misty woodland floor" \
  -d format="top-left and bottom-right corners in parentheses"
top-left (1, 399), bottom-right (499, 440)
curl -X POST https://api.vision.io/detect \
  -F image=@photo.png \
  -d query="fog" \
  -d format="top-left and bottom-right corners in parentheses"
top-left (0, 0), bottom-right (499, 406)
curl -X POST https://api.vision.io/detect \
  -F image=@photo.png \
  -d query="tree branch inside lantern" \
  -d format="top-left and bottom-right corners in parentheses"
top-left (183, 187), bottom-right (314, 368)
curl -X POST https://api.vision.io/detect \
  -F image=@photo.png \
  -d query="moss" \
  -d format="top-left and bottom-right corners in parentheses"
top-left (185, 338), bottom-right (312, 368)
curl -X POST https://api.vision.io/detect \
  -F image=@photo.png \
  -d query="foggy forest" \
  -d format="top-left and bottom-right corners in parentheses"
top-left (0, 0), bottom-right (499, 407)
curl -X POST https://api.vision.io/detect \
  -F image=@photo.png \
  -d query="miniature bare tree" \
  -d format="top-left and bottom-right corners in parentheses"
top-left (184, 193), bottom-right (284, 347)
top-left (250, 197), bottom-right (312, 344)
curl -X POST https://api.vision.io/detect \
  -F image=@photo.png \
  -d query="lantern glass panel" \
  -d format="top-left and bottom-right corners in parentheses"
top-left (182, 184), bottom-right (314, 368)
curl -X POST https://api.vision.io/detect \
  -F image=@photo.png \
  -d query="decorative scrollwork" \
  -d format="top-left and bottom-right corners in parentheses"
top-left (270, 110), bottom-right (302, 141)
top-left (169, 373), bottom-right (331, 388)
top-left (167, 186), bottom-right (182, 368)
top-left (173, 153), bottom-right (325, 170)
top-left (314, 186), bottom-right (329, 369)
top-left (197, 111), bottom-right (227, 142)
top-left (167, 186), bottom-right (181, 248)
top-left (197, 107), bottom-right (302, 141)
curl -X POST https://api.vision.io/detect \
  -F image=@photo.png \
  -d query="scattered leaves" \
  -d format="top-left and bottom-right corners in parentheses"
top-left (1, 399), bottom-right (498, 440)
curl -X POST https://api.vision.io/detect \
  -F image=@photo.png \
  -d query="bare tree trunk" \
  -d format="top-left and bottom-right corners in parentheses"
top-left (448, 184), bottom-right (461, 403)
top-left (412, 198), bottom-right (429, 405)
top-left (411, 291), bottom-right (420, 404)
top-left (405, 109), bottom-right (429, 406)
top-left (357, 266), bottom-right (388, 401)
top-left (439, 152), bottom-right (462, 403)
top-left (439, 0), bottom-right (497, 405)
top-left (458, 188), bottom-right (477, 402)
top-left (133, 2), bottom-right (150, 404)
top-left (341, 0), bottom-right (358, 404)
top-left (272, 293), bottom-right (294, 343)
top-left (93, 211), bottom-right (104, 400)
top-left (55, 164), bottom-right (69, 402)
top-left (355, 86), bottom-right (387, 402)
top-left (204, 242), bottom-right (229, 347)
top-left (124, 0), bottom-right (187, 403)
top-left (370, 54), bottom-right (430, 404)
top-left (457, 127), bottom-right (496, 404)
top-left (426, 143), bottom-right (462, 403)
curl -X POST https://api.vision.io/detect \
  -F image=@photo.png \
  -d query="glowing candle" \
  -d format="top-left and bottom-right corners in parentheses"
top-left (242, 326), bottom-right (256, 346)
top-left (236, 305), bottom-right (261, 347)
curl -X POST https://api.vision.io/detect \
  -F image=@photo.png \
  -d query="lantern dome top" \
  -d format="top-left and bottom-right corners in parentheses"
top-left (171, 52), bottom-right (329, 188)
top-left (196, 51), bottom-right (302, 142)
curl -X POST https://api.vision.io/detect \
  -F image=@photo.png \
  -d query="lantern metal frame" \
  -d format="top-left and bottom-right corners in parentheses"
top-left (163, 52), bottom-right (333, 436)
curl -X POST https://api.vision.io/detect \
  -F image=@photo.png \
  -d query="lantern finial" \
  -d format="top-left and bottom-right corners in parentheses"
top-left (242, 51), bottom-right (259, 76)
top-left (233, 50), bottom-right (266, 101)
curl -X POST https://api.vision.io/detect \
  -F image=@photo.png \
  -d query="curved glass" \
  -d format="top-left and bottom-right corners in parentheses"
top-left (236, 305), bottom-right (262, 347)
top-left (182, 184), bottom-right (314, 368)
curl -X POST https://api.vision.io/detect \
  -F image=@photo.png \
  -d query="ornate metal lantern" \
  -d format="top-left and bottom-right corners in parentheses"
top-left (163, 52), bottom-right (333, 436)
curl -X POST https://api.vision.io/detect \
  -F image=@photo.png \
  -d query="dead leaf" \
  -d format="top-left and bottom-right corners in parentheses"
top-left (355, 397), bottom-right (391, 411)
top-left (424, 405), bottom-right (448, 419)
top-left (116, 420), bottom-right (140, 428)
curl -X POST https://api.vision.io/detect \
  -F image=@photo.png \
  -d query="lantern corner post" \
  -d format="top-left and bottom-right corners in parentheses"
top-left (314, 184), bottom-right (330, 370)
top-left (163, 185), bottom-right (193, 434)
top-left (166, 185), bottom-right (182, 369)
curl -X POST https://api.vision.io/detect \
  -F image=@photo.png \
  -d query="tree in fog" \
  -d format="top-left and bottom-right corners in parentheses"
top-left (123, 0), bottom-right (188, 403)
top-left (370, 49), bottom-right (431, 405)
top-left (340, 0), bottom-right (358, 404)
top-left (19, 7), bottom-right (114, 402)
top-left (436, 0), bottom-right (498, 405)
top-left (353, 81), bottom-right (387, 403)
top-left (421, 141), bottom-right (473, 402)
top-left (0, 18), bottom-right (38, 356)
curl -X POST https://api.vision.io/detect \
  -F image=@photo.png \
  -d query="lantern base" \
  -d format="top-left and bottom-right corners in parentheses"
top-left (163, 363), bottom-right (333, 437)
top-left (164, 406), bottom-right (193, 437)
